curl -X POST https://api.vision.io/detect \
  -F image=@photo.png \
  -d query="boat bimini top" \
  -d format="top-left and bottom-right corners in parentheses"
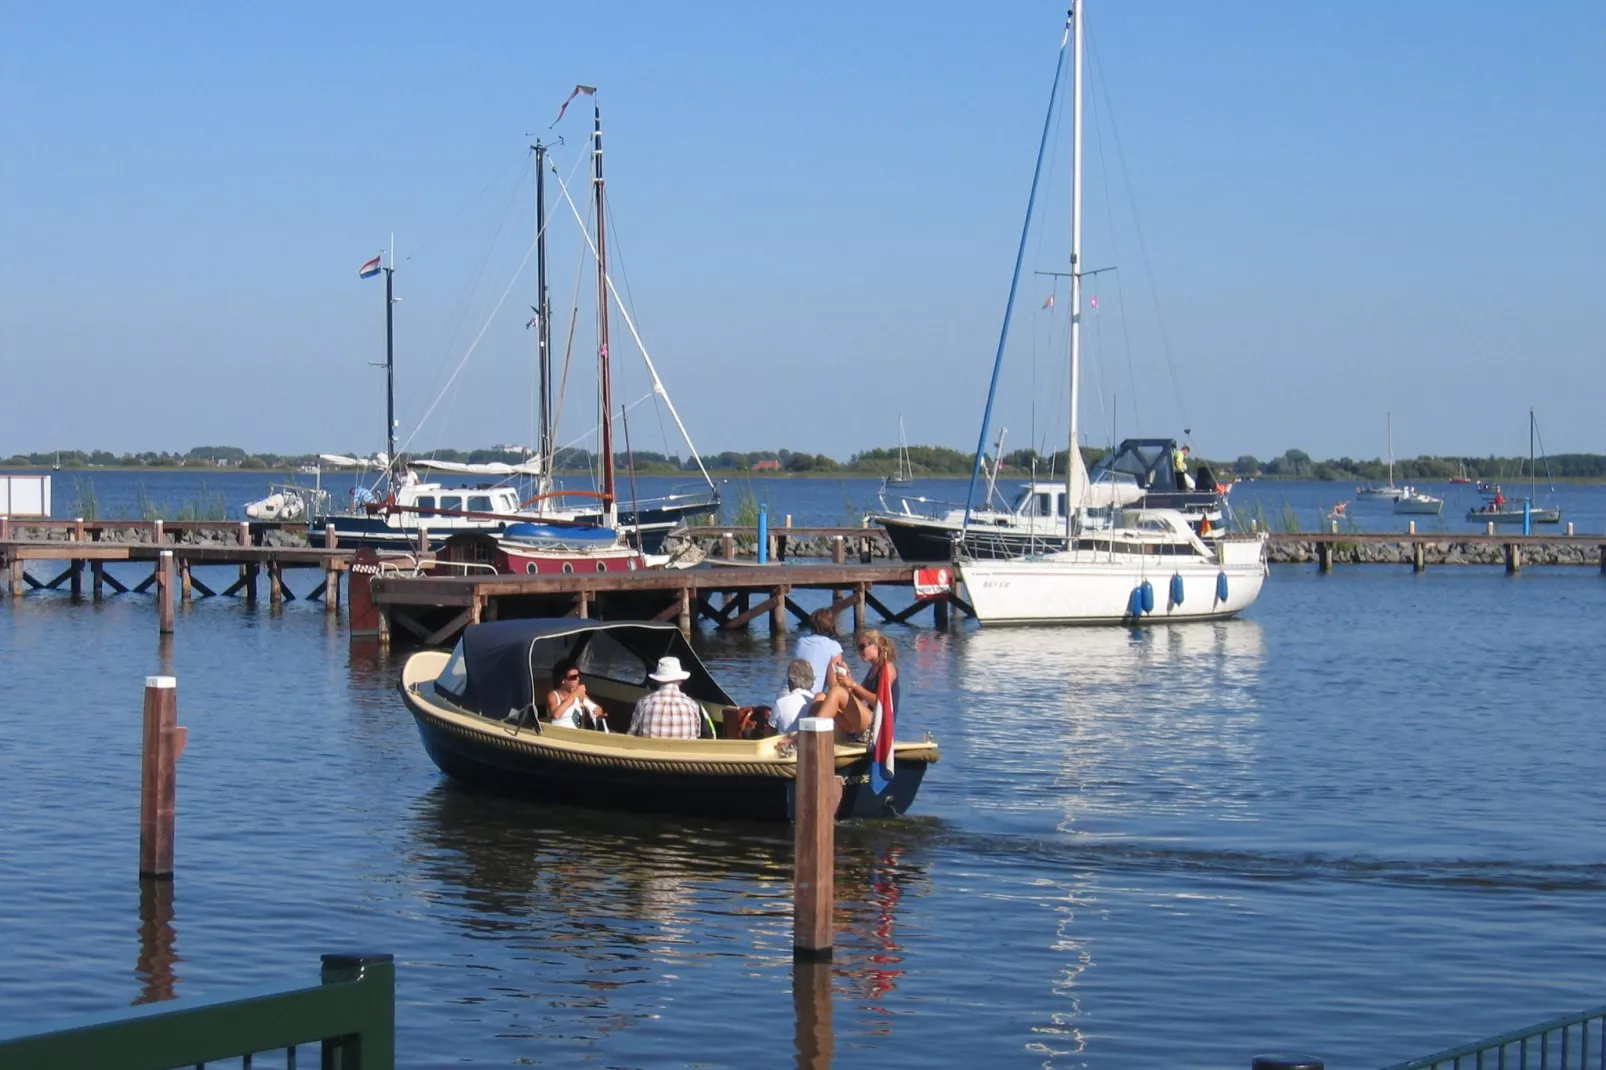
top-left (430, 619), bottom-right (735, 722)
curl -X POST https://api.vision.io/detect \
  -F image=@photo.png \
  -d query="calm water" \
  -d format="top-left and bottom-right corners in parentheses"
top-left (1, 478), bottom-right (1605, 1067)
top-left (10, 467), bottom-right (1606, 535)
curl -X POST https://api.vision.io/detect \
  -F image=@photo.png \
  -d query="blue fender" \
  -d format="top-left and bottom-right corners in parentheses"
top-left (1216, 570), bottom-right (1229, 603)
top-left (1139, 580), bottom-right (1154, 614)
top-left (1169, 573), bottom-right (1185, 607)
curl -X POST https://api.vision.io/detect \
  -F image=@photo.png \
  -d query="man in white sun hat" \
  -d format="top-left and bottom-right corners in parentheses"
top-left (628, 656), bottom-right (704, 739)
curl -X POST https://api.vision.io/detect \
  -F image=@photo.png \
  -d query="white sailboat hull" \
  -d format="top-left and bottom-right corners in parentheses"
top-left (960, 541), bottom-right (1267, 627)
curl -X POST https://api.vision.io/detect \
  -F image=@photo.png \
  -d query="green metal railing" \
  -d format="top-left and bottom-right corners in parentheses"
top-left (0, 952), bottom-right (394, 1070)
top-left (1378, 1005), bottom-right (1606, 1070)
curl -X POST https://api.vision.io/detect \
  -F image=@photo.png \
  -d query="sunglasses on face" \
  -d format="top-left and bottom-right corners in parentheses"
top-left (564, 673), bottom-right (580, 681)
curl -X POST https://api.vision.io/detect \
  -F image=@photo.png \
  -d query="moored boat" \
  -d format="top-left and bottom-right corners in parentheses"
top-left (398, 619), bottom-right (939, 821)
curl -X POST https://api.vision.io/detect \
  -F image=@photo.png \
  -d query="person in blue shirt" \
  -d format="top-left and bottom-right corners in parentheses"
top-left (794, 609), bottom-right (843, 697)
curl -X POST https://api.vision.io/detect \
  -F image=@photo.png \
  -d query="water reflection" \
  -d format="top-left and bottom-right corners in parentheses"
top-left (132, 879), bottom-right (180, 1005)
top-left (403, 787), bottom-right (931, 1050)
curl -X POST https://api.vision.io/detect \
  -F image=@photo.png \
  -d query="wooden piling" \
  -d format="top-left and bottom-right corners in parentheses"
top-left (859, 535), bottom-right (873, 565)
top-left (1506, 543), bottom-right (1521, 574)
top-left (0, 517), bottom-right (8, 540)
top-left (417, 526), bottom-right (429, 554)
top-left (268, 559), bottom-right (284, 607)
top-left (70, 558), bottom-right (83, 599)
top-left (1407, 521), bottom-right (1416, 535)
top-left (854, 583), bottom-right (867, 632)
top-left (324, 523), bottom-right (337, 550)
top-left (92, 560), bottom-right (105, 600)
top-left (74, 516), bottom-right (85, 542)
top-left (933, 597), bottom-right (950, 629)
top-left (766, 531), bottom-right (779, 564)
top-left (244, 563), bottom-right (260, 604)
top-left (1486, 521), bottom-right (1496, 536)
top-left (832, 535), bottom-right (845, 565)
top-left (771, 585), bottom-right (789, 635)
top-left (1413, 542), bottom-right (1425, 573)
top-left (1600, 545), bottom-right (1606, 576)
top-left (678, 587), bottom-right (692, 638)
top-left (139, 676), bottom-right (185, 880)
top-left (238, 521), bottom-right (250, 547)
top-left (1566, 522), bottom-right (1575, 536)
top-left (156, 550), bottom-right (174, 634)
top-left (152, 519), bottom-right (164, 545)
top-left (7, 555), bottom-right (22, 598)
top-left (793, 716), bottom-right (840, 962)
top-left (179, 559), bottom-right (192, 603)
top-left (324, 564), bottom-right (339, 614)
top-left (721, 532), bottom-right (735, 560)
top-left (1317, 542), bottom-right (1334, 573)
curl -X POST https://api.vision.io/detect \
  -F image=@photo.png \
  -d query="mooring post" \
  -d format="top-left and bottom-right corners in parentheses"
top-left (832, 535), bottom-right (845, 565)
top-left (324, 563), bottom-right (338, 614)
top-left (1486, 521), bottom-right (1496, 536)
top-left (268, 559), bottom-right (284, 608)
top-left (324, 523), bottom-right (337, 550)
top-left (1506, 543), bottom-right (1521, 574)
top-left (678, 587), bottom-right (692, 638)
top-left (1408, 521), bottom-right (1416, 535)
top-left (91, 560), bottom-right (105, 600)
top-left (179, 559), bottom-right (192, 603)
top-left (238, 521), bottom-right (250, 547)
top-left (156, 550), bottom-right (174, 634)
top-left (771, 585), bottom-right (789, 634)
top-left (139, 676), bottom-right (186, 879)
top-left (1317, 541), bottom-right (1333, 573)
top-left (793, 716), bottom-right (840, 962)
top-left (1566, 521), bottom-right (1574, 536)
top-left (153, 519), bottom-right (165, 545)
top-left (721, 532), bottom-right (735, 560)
top-left (859, 534), bottom-right (873, 565)
top-left (1330, 519), bottom-right (1338, 534)
top-left (74, 516), bottom-right (85, 542)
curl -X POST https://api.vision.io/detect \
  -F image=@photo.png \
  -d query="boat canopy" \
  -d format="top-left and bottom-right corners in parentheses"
top-left (412, 458), bottom-right (544, 476)
top-left (433, 619), bottom-right (735, 718)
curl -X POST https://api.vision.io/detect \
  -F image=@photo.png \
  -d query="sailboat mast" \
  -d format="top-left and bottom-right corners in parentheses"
top-left (1065, 0), bottom-right (1085, 539)
top-left (534, 141), bottom-right (553, 489)
top-left (1529, 408), bottom-right (1536, 501)
top-left (592, 100), bottom-right (616, 521)
top-left (384, 257), bottom-right (396, 477)
top-left (1387, 411), bottom-right (1394, 488)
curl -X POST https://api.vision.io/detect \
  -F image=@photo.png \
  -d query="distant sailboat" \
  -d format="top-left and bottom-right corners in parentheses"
top-left (1356, 413), bottom-right (1407, 500)
top-left (51, 452), bottom-right (61, 471)
top-left (882, 416), bottom-right (914, 490)
top-left (1465, 410), bottom-right (1561, 525)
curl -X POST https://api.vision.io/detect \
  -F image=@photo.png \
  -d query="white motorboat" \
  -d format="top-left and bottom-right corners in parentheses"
top-left (951, 2), bottom-right (1266, 626)
top-left (1393, 488), bottom-right (1443, 515)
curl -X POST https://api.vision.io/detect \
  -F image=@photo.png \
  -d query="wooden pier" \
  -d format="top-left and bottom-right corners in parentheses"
top-left (1266, 531), bottom-right (1606, 575)
top-left (367, 561), bottom-right (964, 647)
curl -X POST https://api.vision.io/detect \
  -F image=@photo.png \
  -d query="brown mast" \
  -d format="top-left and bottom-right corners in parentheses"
top-left (591, 98), bottom-right (616, 521)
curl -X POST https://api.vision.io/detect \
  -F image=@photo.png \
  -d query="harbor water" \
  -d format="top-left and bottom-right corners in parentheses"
top-left (1, 473), bottom-right (1605, 1067)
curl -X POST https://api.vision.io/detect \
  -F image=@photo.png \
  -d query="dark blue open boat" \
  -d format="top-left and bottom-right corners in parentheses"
top-left (398, 619), bottom-right (938, 823)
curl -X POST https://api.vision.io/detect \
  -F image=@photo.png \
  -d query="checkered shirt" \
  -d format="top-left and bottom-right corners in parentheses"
top-left (628, 683), bottom-right (704, 739)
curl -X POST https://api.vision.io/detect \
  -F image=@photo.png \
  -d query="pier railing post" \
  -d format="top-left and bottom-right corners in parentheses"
top-left (156, 550), bottom-right (174, 634)
top-left (721, 532), bottom-right (735, 560)
top-left (324, 523), bottom-right (337, 550)
top-left (832, 535), bottom-right (845, 565)
top-left (153, 519), bottom-right (164, 545)
top-left (139, 676), bottom-right (185, 880)
top-left (793, 716), bottom-right (840, 962)
top-left (238, 521), bottom-right (250, 547)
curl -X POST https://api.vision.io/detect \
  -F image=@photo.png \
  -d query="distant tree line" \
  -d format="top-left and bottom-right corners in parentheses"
top-left (7, 444), bottom-right (1606, 480)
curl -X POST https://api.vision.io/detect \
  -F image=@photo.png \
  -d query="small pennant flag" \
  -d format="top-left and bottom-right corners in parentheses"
top-left (551, 84), bottom-right (597, 127)
top-left (525, 317), bottom-right (538, 329)
top-left (1041, 294), bottom-right (1055, 309)
top-left (358, 255), bottom-right (382, 279)
top-left (1089, 295), bottom-right (1099, 309)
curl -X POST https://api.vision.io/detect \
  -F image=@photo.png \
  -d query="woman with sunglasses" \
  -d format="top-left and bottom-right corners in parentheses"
top-left (546, 663), bottom-right (605, 730)
top-left (813, 629), bottom-right (898, 741)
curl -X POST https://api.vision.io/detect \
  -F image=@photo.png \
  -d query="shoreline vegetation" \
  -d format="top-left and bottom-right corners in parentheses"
top-left (5, 444), bottom-right (1606, 482)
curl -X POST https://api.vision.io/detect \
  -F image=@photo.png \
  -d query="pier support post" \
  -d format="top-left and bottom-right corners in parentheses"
top-left (8, 555), bottom-right (22, 598)
top-left (324, 523), bottom-right (337, 550)
top-left (793, 716), bottom-right (840, 962)
top-left (0, 516), bottom-right (8, 540)
top-left (1600, 545), bottom-right (1606, 576)
top-left (92, 560), bottom-right (105, 600)
top-left (576, 589), bottom-right (591, 619)
top-left (156, 550), bottom-right (174, 634)
top-left (854, 583), bottom-right (867, 632)
top-left (678, 587), bottom-right (692, 638)
top-left (324, 565), bottom-right (338, 614)
top-left (139, 676), bottom-right (185, 879)
top-left (70, 558), bottom-right (83, 599)
top-left (1506, 543), bottom-right (1521, 574)
top-left (376, 606), bottom-right (391, 648)
top-left (1317, 542), bottom-right (1333, 573)
top-left (238, 521), bottom-right (250, 547)
top-left (244, 563), bottom-right (260, 604)
top-left (770, 586), bottom-right (789, 635)
top-left (1413, 542), bottom-right (1425, 573)
top-left (268, 559), bottom-right (284, 608)
top-left (179, 560), bottom-right (192, 603)
top-left (933, 597), bottom-right (950, 629)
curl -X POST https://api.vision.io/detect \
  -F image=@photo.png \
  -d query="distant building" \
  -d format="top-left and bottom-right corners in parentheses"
top-left (752, 459), bottom-right (782, 471)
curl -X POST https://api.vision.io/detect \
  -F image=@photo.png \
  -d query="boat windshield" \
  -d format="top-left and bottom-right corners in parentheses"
top-left (434, 640), bottom-right (470, 703)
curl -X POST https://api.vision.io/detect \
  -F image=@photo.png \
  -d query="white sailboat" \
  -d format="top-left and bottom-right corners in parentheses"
top-left (1356, 413), bottom-right (1408, 500)
top-left (882, 416), bottom-right (915, 490)
top-left (957, 1), bottom-right (1267, 626)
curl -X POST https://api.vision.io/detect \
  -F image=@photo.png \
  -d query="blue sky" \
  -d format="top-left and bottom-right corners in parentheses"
top-left (1, 1), bottom-right (1600, 462)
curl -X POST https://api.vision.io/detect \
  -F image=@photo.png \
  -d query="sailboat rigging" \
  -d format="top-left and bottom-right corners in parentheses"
top-left (1465, 410), bottom-right (1561, 525)
top-left (951, 1), bottom-right (1268, 626)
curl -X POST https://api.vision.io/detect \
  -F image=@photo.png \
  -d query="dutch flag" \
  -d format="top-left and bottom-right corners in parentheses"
top-left (868, 666), bottom-right (897, 794)
top-left (358, 255), bottom-right (382, 279)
